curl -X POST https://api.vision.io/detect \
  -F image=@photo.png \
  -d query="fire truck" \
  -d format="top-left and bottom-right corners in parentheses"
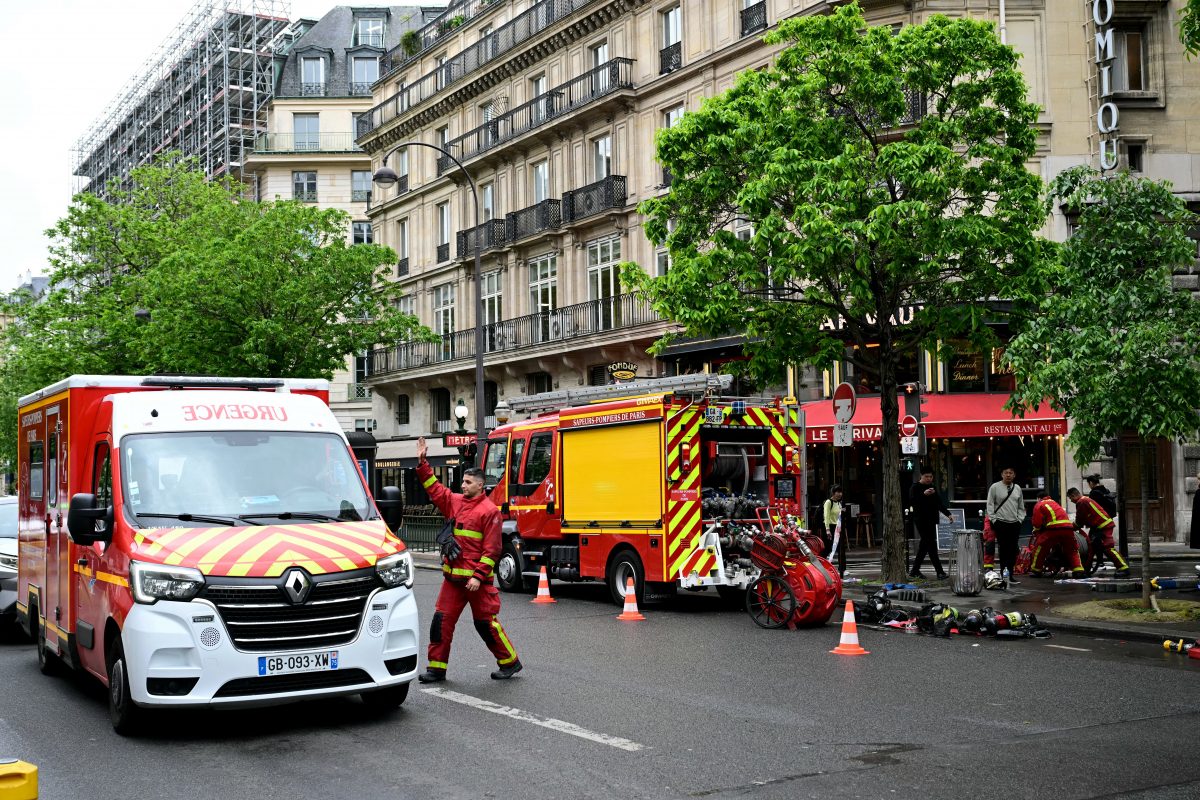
top-left (480, 374), bottom-right (808, 605)
top-left (16, 375), bottom-right (417, 734)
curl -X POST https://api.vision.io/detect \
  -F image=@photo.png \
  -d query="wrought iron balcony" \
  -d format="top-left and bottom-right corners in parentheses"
top-left (300, 82), bottom-right (327, 97)
top-left (363, 0), bottom-right (604, 138)
top-left (294, 190), bottom-right (318, 203)
top-left (660, 41), bottom-right (681, 75)
top-left (456, 219), bottom-right (507, 259)
top-left (506, 199), bottom-right (561, 243)
top-left (437, 59), bottom-right (634, 175)
top-left (740, 1), bottom-right (767, 37)
top-left (562, 175), bottom-right (626, 223)
top-left (436, 242), bottom-right (450, 263)
top-left (367, 293), bottom-right (668, 378)
top-left (354, 32), bottom-right (385, 48)
top-left (350, 82), bottom-right (374, 96)
top-left (253, 133), bottom-right (363, 153)
top-left (352, 189), bottom-right (371, 201)
top-left (397, 257), bottom-right (409, 276)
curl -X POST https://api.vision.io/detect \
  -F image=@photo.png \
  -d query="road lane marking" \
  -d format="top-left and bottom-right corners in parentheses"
top-left (1044, 644), bottom-right (1091, 652)
top-left (422, 687), bottom-right (646, 752)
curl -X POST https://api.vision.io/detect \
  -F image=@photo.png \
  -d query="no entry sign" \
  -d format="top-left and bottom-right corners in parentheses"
top-left (900, 414), bottom-right (919, 437)
top-left (832, 382), bottom-right (856, 424)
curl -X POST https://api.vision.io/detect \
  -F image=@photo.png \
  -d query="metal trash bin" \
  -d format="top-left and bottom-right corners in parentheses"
top-left (953, 529), bottom-right (983, 596)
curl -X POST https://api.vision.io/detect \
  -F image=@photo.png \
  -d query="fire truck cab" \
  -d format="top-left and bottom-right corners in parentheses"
top-left (16, 375), bottom-right (418, 734)
top-left (480, 374), bottom-right (807, 605)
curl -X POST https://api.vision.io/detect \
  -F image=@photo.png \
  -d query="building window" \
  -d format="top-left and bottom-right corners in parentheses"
top-left (395, 394), bottom-right (411, 425)
top-left (529, 253), bottom-right (558, 342)
top-left (433, 282), bottom-right (456, 358)
top-left (527, 371), bottom-right (553, 395)
top-left (355, 17), bottom-right (384, 48)
top-left (588, 364), bottom-right (609, 386)
top-left (587, 235), bottom-right (622, 330)
top-left (437, 202), bottom-right (450, 246)
top-left (530, 73), bottom-right (547, 122)
top-left (532, 159), bottom-right (549, 203)
top-left (735, 218), bottom-right (753, 241)
top-left (351, 57), bottom-right (379, 94)
top-left (436, 54), bottom-right (449, 89)
top-left (301, 57), bottom-right (325, 95)
top-left (1127, 142), bottom-right (1144, 172)
top-left (431, 388), bottom-right (452, 432)
top-left (660, 5), bottom-right (682, 74)
top-left (396, 217), bottom-right (409, 258)
top-left (1112, 27), bottom-right (1147, 92)
top-left (293, 171), bottom-right (317, 202)
top-left (354, 418), bottom-right (378, 432)
top-left (481, 182), bottom-right (495, 221)
top-left (660, 106), bottom-right (683, 185)
top-left (352, 222), bottom-right (373, 244)
top-left (592, 134), bottom-right (612, 180)
top-left (436, 125), bottom-right (449, 150)
top-left (294, 113), bottom-right (319, 151)
top-left (482, 270), bottom-right (503, 352)
top-left (352, 170), bottom-right (372, 201)
top-left (397, 148), bottom-right (409, 178)
top-left (591, 41), bottom-right (610, 92)
top-left (395, 294), bottom-right (414, 316)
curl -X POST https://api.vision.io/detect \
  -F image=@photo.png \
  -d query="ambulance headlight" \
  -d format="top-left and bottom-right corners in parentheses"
top-left (376, 551), bottom-right (414, 589)
top-left (130, 561), bottom-right (205, 604)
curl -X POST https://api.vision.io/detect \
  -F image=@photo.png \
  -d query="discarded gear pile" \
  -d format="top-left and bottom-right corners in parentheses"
top-left (854, 589), bottom-right (1051, 639)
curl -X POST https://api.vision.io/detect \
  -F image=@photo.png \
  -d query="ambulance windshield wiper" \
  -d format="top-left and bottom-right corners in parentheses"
top-left (136, 512), bottom-right (261, 527)
top-left (238, 511), bottom-right (343, 523)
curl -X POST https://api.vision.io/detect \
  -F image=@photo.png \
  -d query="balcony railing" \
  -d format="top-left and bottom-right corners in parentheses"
top-left (368, 293), bottom-right (667, 377)
top-left (300, 82), bottom-right (327, 97)
top-left (253, 133), bottom-right (363, 153)
top-left (436, 242), bottom-right (450, 263)
top-left (352, 189), bottom-right (371, 201)
top-left (740, 1), bottom-right (767, 37)
top-left (363, 0), bottom-right (603, 138)
top-left (436, 59), bottom-right (634, 174)
top-left (506, 199), bottom-right (561, 243)
top-left (397, 257), bottom-right (409, 276)
top-left (660, 41), bottom-right (681, 75)
top-left (562, 175), bottom-right (626, 223)
top-left (294, 190), bottom-right (318, 203)
top-left (350, 81), bottom-right (375, 96)
top-left (355, 32), bottom-right (385, 48)
top-left (351, 384), bottom-right (373, 400)
top-left (456, 219), bottom-right (507, 259)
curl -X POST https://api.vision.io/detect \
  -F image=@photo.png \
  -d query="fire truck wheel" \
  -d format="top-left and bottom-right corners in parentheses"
top-left (496, 543), bottom-right (525, 593)
top-left (108, 637), bottom-right (144, 736)
top-left (607, 549), bottom-right (644, 606)
top-left (34, 606), bottom-right (60, 677)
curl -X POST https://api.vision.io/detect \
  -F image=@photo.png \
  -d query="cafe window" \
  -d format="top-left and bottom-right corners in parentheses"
top-left (945, 337), bottom-right (1016, 394)
top-left (843, 345), bottom-right (920, 395)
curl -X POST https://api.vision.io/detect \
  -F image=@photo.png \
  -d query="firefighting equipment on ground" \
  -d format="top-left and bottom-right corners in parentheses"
top-left (531, 567), bottom-right (556, 604)
top-left (743, 523), bottom-right (842, 629)
top-left (617, 578), bottom-right (646, 621)
top-left (853, 590), bottom-right (1051, 640)
top-left (830, 600), bottom-right (869, 656)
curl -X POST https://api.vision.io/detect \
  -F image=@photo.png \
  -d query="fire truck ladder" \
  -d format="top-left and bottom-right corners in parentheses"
top-left (505, 373), bottom-right (733, 414)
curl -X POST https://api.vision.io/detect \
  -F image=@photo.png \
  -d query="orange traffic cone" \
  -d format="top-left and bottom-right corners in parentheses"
top-left (531, 566), bottom-right (556, 604)
top-left (829, 600), bottom-right (869, 656)
top-left (617, 577), bottom-right (645, 621)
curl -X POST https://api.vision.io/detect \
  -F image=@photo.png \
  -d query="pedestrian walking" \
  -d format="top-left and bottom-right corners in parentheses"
top-left (908, 467), bottom-right (952, 579)
top-left (415, 437), bottom-right (522, 683)
top-left (1029, 490), bottom-right (1083, 577)
top-left (1067, 486), bottom-right (1129, 576)
top-left (821, 485), bottom-right (843, 557)
top-left (986, 467), bottom-right (1026, 584)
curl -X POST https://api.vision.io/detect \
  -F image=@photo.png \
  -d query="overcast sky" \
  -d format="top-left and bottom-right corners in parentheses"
top-left (0, 0), bottom-right (340, 294)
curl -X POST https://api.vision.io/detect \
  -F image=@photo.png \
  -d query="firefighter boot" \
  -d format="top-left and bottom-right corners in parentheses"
top-left (490, 660), bottom-right (523, 680)
top-left (418, 667), bottom-right (447, 683)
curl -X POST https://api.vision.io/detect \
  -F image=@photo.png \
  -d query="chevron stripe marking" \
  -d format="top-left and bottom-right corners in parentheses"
top-left (224, 532), bottom-right (348, 577)
top-left (195, 526), bottom-right (271, 573)
top-left (163, 528), bottom-right (237, 566)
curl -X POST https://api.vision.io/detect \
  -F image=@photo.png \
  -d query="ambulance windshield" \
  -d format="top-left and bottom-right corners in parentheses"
top-left (120, 431), bottom-right (372, 526)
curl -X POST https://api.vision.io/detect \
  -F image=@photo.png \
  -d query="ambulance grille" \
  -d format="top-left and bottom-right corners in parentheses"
top-left (200, 568), bottom-right (379, 652)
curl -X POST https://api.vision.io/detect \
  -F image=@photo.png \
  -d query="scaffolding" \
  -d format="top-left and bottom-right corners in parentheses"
top-left (72, 0), bottom-right (291, 198)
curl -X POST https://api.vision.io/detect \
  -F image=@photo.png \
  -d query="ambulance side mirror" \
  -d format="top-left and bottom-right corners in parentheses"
top-left (66, 493), bottom-right (113, 545)
top-left (375, 485), bottom-right (404, 534)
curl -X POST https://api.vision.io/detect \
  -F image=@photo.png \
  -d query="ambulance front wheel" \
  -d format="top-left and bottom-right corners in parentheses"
top-left (34, 605), bottom-right (59, 677)
top-left (496, 542), bottom-right (525, 593)
top-left (108, 636), bottom-right (145, 736)
top-left (607, 549), bottom-right (644, 606)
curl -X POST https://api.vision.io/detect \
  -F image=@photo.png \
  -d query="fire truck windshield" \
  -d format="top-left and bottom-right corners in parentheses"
top-left (120, 431), bottom-right (372, 526)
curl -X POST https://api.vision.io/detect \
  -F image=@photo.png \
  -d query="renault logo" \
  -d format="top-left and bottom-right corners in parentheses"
top-left (282, 569), bottom-right (312, 605)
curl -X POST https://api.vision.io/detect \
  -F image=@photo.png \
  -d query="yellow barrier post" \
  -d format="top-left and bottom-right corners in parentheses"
top-left (0, 759), bottom-right (38, 800)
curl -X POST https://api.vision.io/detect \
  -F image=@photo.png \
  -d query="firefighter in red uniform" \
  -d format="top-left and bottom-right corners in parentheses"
top-left (1066, 487), bottom-right (1130, 576)
top-left (415, 437), bottom-right (522, 682)
top-left (1029, 490), bottom-right (1084, 576)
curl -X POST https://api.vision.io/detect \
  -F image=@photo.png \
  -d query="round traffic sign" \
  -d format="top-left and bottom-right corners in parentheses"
top-left (832, 382), bottom-right (856, 424)
top-left (900, 414), bottom-right (919, 437)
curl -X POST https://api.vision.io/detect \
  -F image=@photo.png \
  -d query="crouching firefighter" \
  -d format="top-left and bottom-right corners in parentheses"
top-left (1066, 487), bottom-right (1129, 576)
top-left (1030, 490), bottom-right (1083, 577)
top-left (415, 436), bottom-right (522, 682)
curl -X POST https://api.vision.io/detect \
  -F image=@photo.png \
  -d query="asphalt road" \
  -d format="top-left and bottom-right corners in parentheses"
top-left (2, 572), bottom-right (1198, 800)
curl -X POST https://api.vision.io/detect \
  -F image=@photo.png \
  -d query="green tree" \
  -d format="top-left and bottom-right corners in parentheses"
top-left (1183, 0), bottom-right (1200, 57)
top-left (624, 3), bottom-right (1051, 581)
top-left (0, 155), bottom-right (429, 468)
top-left (1004, 166), bottom-right (1200, 606)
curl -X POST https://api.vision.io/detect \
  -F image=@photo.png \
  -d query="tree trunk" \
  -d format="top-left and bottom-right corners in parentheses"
top-left (877, 354), bottom-right (906, 582)
top-left (1140, 437), bottom-right (1152, 609)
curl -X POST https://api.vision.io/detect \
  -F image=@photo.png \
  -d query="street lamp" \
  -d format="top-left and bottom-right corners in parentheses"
top-left (374, 141), bottom-right (486, 466)
top-left (454, 398), bottom-right (469, 432)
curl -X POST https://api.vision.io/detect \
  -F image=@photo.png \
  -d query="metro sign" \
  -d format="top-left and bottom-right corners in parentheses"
top-left (444, 433), bottom-right (477, 448)
top-left (832, 382), bottom-right (856, 424)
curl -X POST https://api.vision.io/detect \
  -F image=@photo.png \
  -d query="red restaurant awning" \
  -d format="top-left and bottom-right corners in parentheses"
top-left (801, 393), bottom-right (1067, 444)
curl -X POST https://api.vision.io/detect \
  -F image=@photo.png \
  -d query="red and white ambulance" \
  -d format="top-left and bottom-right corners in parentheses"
top-left (16, 375), bottom-right (417, 734)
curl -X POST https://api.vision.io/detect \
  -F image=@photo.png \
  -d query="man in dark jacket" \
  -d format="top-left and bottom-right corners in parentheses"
top-left (415, 437), bottom-right (522, 683)
top-left (908, 468), bottom-right (952, 579)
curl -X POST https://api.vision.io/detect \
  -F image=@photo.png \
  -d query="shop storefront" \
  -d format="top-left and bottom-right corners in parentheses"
top-left (801, 393), bottom-right (1067, 542)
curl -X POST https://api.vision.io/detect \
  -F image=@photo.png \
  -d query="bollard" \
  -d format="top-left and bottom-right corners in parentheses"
top-left (0, 759), bottom-right (37, 800)
top-left (952, 529), bottom-right (983, 596)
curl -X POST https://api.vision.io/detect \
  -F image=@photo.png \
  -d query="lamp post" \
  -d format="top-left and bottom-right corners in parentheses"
top-left (373, 142), bottom-right (486, 466)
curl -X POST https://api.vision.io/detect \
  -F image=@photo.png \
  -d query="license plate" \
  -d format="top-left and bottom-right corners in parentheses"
top-left (257, 650), bottom-right (339, 676)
